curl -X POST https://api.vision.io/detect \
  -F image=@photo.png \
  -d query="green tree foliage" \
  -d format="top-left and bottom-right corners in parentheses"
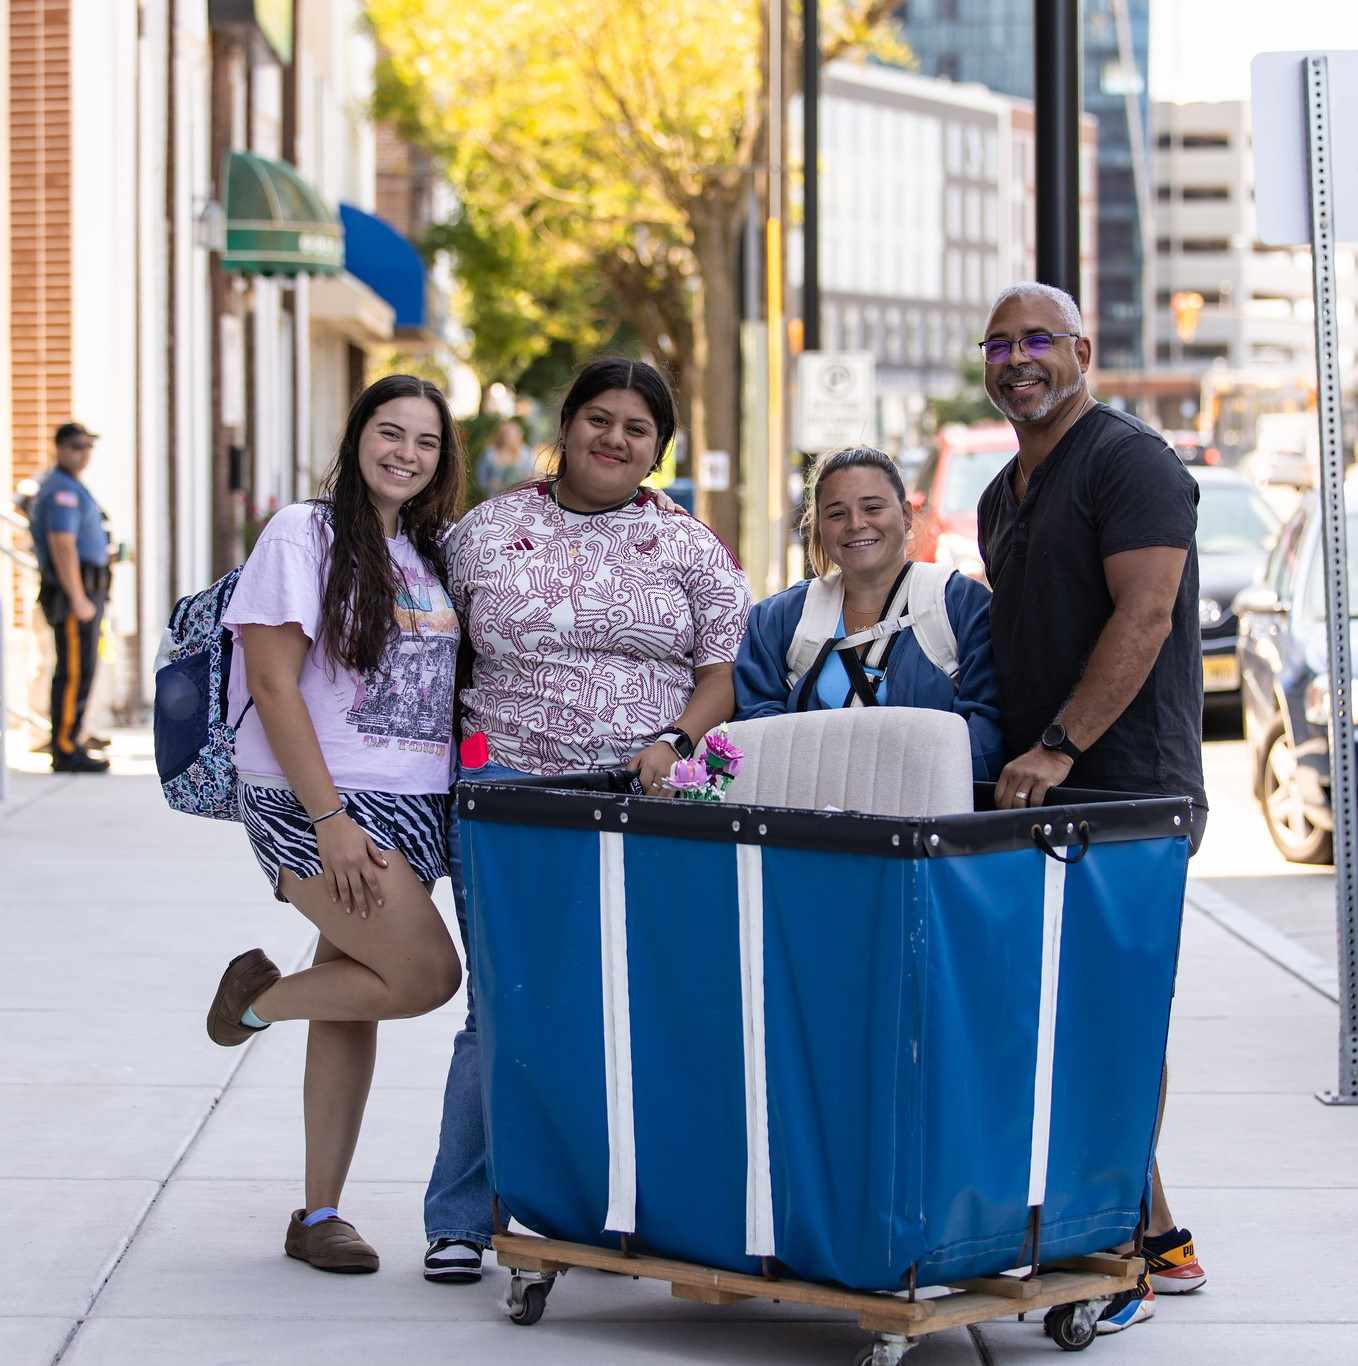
top-left (420, 210), bottom-right (615, 397)
top-left (927, 359), bottom-right (999, 431)
top-left (368, 0), bottom-right (907, 542)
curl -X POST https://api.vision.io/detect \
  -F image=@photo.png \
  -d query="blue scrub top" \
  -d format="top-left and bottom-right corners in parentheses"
top-left (815, 612), bottom-right (888, 708)
top-left (30, 467), bottom-right (109, 576)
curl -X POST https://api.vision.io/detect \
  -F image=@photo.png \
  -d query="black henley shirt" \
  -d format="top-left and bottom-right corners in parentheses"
top-left (976, 403), bottom-right (1206, 806)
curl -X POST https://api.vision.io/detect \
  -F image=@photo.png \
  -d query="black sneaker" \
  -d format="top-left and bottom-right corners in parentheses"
top-left (424, 1238), bottom-right (483, 1283)
top-left (1142, 1226), bottom-right (1207, 1294)
top-left (53, 749), bottom-right (110, 774)
top-left (1096, 1274), bottom-right (1156, 1334)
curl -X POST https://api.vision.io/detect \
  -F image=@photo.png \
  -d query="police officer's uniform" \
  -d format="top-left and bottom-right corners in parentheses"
top-left (29, 464), bottom-right (112, 764)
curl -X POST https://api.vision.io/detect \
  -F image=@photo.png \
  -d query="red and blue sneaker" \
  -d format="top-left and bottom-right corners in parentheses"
top-left (1142, 1226), bottom-right (1207, 1294)
top-left (1096, 1274), bottom-right (1156, 1335)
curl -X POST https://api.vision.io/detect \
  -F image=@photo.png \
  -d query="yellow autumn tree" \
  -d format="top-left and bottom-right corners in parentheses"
top-left (368, 0), bottom-right (905, 543)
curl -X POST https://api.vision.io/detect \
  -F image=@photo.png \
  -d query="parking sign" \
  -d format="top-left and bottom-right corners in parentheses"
top-left (794, 352), bottom-right (876, 453)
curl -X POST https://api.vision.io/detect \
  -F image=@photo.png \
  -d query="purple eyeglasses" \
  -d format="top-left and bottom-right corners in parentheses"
top-left (978, 331), bottom-right (1079, 365)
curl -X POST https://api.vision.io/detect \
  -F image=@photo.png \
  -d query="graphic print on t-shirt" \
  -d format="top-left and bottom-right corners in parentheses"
top-left (346, 568), bottom-right (456, 754)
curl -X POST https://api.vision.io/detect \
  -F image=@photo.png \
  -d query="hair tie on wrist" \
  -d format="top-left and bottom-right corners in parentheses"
top-left (310, 805), bottom-right (346, 827)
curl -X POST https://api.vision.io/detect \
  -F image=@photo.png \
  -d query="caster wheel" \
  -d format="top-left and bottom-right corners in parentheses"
top-left (506, 1277), bottom-right (552, 1326)
top-left (852, 1342), bottom-right (912, 1366)
top-left (1044, 1304), bottom-right (1096, 1352)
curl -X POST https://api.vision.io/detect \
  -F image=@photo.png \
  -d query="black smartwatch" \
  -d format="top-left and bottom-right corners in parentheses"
top-left (656, 727), bottom-right (695, 759)
top-left (1041, 721), bottom-right (1083, 762)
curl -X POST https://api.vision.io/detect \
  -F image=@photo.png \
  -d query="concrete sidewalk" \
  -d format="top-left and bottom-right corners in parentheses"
top-left (2, 730), bottom-right (1354, 1366)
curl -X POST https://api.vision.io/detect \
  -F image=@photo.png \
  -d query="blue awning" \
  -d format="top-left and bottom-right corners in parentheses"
top-left (339, 203), bottom-right (426, 329)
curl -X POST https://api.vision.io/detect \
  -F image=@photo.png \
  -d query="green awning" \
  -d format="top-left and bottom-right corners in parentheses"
top-left (221, 151), bottom-right (343, 277)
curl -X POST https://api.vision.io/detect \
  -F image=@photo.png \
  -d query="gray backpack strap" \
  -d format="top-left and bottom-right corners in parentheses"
top-left (860, 567), bottom-right (913, 672)
top-left (786, 571), bottom-right (845, 687)
top-left (905, 561), bottom-right (959, 684)
top-left (839, 566), bottom-right (915, 708)
top-left (786, 563), bottom-right (958, 697)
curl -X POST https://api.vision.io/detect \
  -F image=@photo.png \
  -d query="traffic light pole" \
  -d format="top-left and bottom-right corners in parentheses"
top-left (1034, 0), bottom-right (1083, 303)
top-left (802, 0), bottom-right (819, 353)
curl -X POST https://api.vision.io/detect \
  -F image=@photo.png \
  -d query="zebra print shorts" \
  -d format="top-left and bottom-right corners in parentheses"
top-left (238, 783), bottom-right (450, 900)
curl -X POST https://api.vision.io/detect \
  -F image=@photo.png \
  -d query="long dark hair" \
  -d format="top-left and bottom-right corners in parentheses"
top-left (800, 446), bottom-right (909, 577)
top-left (315, 374), bottom-right (463, 675)
top-left (545, 356), bottom-right (677, 480)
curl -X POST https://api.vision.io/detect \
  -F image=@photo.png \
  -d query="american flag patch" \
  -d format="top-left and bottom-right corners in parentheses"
top-left (54, 490), bottom-right (79, 507)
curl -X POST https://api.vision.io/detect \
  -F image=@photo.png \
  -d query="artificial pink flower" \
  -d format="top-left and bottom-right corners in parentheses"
top-left (699, 726), bottom-right (745, 779)
top-left (664, 755), bottom-right (710, 792)
top-left (703, 727), bottom-right (743, 763)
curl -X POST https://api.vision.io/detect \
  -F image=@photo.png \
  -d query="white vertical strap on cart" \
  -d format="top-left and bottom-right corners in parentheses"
top-left (1028, 854), bottom-right (1067, 1207)
top-left (737, 843), bottom-right (776, 1257)
top-left (598, 831), bottom-right (637, 1233)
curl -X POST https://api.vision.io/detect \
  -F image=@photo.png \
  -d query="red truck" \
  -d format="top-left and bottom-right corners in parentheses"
top-left (908, 423), bottom-right (1016, 583)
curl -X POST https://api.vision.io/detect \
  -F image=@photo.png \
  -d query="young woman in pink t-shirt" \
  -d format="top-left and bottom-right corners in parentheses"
top-left (207, 374), bottom-right (464, 1275)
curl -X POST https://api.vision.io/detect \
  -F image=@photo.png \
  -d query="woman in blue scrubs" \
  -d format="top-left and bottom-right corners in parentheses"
top-left (734, 445), bottom-right (1002, 781)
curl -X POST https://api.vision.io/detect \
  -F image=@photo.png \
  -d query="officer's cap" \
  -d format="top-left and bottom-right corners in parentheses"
top-left (54, 422), bottom-right (99, 448)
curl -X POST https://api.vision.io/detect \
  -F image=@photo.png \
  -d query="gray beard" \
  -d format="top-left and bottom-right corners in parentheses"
top-left (992, 374), bottom-right (1084, 424)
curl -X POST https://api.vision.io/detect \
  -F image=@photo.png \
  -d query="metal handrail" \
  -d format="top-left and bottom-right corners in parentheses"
top-left (0, 541), bottom-right (39, 575)
top-left (4, 697), bottom-right (44, 729)
top-left (0, 507), bottom-right (40, 575)
top-left (1, 509), bottom-right (44, 773)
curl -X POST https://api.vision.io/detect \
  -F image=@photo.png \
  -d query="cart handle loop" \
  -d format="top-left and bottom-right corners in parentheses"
top-left (1031, 821), bottom-right (1090, 864)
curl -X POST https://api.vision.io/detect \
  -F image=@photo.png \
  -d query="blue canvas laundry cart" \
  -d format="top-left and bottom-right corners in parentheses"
top-left (458, 713), bottom-right (1191, 1359)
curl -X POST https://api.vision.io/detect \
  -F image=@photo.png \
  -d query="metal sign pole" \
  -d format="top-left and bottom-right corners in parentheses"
top-left (1305, 55), bottom-right (1358, 1106)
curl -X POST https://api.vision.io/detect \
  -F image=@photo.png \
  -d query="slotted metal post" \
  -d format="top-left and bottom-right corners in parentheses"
top-left (1306, 56), bottom-right (1358, 1106)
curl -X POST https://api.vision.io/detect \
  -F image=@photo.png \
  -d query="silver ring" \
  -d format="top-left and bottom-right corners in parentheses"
top-left (1016, 791), bottom-right (1030, 802)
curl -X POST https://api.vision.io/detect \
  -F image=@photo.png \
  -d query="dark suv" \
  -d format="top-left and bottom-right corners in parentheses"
top-left (1195, 468), bottom-right (1279, 712)
top-left (1236, 485), bottom-right (1358, 863)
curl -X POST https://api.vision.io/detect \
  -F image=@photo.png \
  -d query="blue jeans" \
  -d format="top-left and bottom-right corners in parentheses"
top-left (424, 764), bottom-right (526, 1247)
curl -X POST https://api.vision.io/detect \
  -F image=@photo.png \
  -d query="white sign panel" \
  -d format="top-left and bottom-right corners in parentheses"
top-left (1251, 51), bottom-right (1358, 246)
top-left (698, 449), bottom-right (732, 492)
top-left (795, 352), bottom-right (877, 453)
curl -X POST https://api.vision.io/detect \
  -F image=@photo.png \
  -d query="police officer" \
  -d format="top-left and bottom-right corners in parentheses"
top-left (29, 422), bottom-right (113, 773)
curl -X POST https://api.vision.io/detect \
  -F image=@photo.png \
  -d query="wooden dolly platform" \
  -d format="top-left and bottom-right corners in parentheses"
top-left (493, 1232), bottom-right (1143, 1360)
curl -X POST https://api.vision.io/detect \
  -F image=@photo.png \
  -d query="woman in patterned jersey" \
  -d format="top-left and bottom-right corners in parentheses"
top-left (421, 357), bottom-right (752, 1284)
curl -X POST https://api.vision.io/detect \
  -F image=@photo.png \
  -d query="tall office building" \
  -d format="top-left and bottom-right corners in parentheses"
top-left (789, 61), bottom-right (1096, 452)
top-left (900, 0), bottom-right (1150, 370)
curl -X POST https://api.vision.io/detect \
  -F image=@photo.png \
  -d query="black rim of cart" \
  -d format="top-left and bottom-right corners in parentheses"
top-left (458, 777), bottom-right (1195, 861)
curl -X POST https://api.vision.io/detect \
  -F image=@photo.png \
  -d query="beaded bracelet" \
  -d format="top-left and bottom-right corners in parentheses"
top-left (310, 805), bottom-right (346, 828)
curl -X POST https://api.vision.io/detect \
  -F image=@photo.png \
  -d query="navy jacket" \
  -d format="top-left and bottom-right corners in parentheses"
top-left (733, 569), bottom-right (1004, 781)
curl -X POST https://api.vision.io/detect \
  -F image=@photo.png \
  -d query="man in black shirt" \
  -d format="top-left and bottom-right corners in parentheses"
top-left (975, 283), bottom-right (1208, 1331)
top-left (977, 285), bottom-right (1205, 813)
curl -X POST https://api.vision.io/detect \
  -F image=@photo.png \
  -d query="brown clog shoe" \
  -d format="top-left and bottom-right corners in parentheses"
top-left (205, 948), bottom-right (280, 1046)
top-left (284, 1209), bottom-right (380, 1274)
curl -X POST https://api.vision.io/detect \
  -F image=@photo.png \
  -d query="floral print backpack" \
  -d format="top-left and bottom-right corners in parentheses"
top-left (152, 566), bottom-right (253, 821)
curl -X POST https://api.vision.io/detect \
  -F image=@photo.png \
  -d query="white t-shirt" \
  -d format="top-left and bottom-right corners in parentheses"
top-left (450, 484), bottom-right (751, 774)
top-left (223, 502), bottom-right (458, 795)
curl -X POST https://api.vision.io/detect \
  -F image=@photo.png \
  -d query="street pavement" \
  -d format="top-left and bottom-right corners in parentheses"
top-left (1, 726), bottom-right (1354, 1366)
